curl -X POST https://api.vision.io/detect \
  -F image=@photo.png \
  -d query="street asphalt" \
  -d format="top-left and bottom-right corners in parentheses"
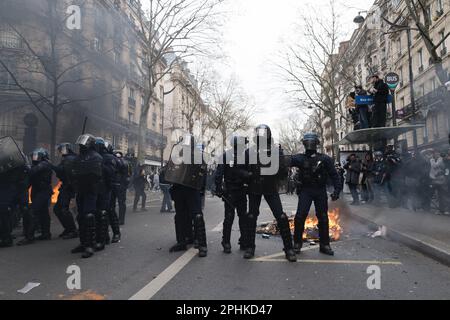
top-left (0, 192), bottom-right (449, 300)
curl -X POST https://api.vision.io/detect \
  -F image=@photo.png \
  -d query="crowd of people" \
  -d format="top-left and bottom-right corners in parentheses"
top-left (347, 74), bottom-right (391, 130)
top-left (339, 146), bottom-right (450, 215)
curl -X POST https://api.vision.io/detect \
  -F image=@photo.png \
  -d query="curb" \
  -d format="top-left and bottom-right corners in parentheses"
top-left (345, 205), bottom-right (450, 267)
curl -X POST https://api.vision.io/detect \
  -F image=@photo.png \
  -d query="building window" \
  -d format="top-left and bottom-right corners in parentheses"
top-left (418, 49), bottom-right (424, 72)
top-left (437, 0), bottom-right (444, 13)
top-left (128, 112), bottom-right (135, 124)
top-left (92, 37), bottom-right (103, 52)
top-left (432, 114), bottom-right (439, 139)
top-left (439, 30), bottom-right (447, 55)
top-left (152, 113), bottom-right (157, 127)
top-left (0, 24), bottom-right (21, 49)
top-left (129, 87), bottom-right (135, 100)
top-left (423, 124), bottom-right (428, 143)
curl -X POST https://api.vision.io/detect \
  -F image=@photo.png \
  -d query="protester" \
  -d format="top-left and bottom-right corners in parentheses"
top-left (355, 85), bottom-right (370, 129)
top-left (429, 150), bottom-right (447, 215)
top-left (361, 153), bottom-right (374, 203)
top-left (344, 154), bottom-right (361, 205)
top-left (368, 74), bottom-right (390, 128)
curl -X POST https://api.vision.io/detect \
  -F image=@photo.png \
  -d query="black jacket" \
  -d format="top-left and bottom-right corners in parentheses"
top-left (291, 152), bottom-right (341, 192)
top-left (372, 80), bottom-right (390, 104)
top-left (215, 150), bottom-right (250, 192)
top-left (30, 160), bottom-right (53, 193)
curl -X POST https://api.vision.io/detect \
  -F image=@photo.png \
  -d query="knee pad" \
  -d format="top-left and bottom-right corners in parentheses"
top-left (85, 214), bottom-right (95, 227)
top-left (279, 213), bottom-right (289, 222)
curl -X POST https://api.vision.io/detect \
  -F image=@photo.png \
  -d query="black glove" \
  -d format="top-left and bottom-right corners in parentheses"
top-left (331, 191), bottom-right (340, 202)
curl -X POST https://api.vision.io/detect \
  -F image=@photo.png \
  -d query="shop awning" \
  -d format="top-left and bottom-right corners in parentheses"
top-left (338, 125), bottom-right (424, 145)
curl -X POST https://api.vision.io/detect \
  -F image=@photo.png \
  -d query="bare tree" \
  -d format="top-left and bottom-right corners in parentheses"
top-left (127, 0), bottom-right (224, 163)
top-left (204, 76), bottom-right (255, 148)
top-left (381, 0), bottom-right (449, 85)
top-left (279, 0), bottom-right (350, 158)
top-left (0, 0), bottom-right (120, 160)
top-left (277, 114), bottom-right (305, 154)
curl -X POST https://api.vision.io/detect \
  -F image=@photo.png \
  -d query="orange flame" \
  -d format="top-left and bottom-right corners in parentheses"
top-left (28, 181), bottom-right (62, 205)
top-left (288, 208), bottom-right (343, 241)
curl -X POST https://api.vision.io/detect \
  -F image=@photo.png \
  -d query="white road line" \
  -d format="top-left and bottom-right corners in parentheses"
top-left (252, 259), bottom-right (402, 265)
top-left (212, 221), bottom-right (223, 232)
top-left (129, 249), bottom-right (198, 300)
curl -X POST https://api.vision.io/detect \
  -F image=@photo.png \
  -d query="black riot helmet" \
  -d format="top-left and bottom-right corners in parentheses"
top-left (75, 134), bottom-right (96, 150)
top-left (254, 124), bottom-right (272, 149)
top-left (302, 132), bottom-right (320, 152)
top-left (31, 148), bottom-right (49, 162)
top-left (57, 143), bottom-right (75, 156)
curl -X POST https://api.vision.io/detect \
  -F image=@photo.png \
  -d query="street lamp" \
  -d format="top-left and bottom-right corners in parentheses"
top-left (353, 11), bottom-right (368, 24)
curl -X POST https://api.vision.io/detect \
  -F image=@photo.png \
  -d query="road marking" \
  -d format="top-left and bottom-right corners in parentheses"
top-left (253, 246), bottom-right (317, 261)
top-left (129, 249), bottom-right (198, 300)
top-left (252, 258), bottom-right (402, 265)
top-left (212, 221), bottom-right (223, 232)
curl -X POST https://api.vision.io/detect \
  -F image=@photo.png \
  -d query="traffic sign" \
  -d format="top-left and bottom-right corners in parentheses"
top-left (385, 72), bottom-right (400, 90)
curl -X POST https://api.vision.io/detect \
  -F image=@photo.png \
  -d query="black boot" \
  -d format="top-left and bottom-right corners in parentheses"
top-left (222, 209), bottom-right (234, 254)
top-left (293, 242), bottom-right (303, 255)
top-left (82, 214), bottom-right (95, 259)
top-left (278, 214), bottom-right (297, 262)
top-left (320, 244), bottom-right (334, 256)
top-left (222, 242), bottom-right (232, 254)
top-left (243, 247), bottom-right (255, 259)
top-left (194, 214), bottom-right (207, 257)
top-left (108, 210), bottom-right (121, 244)
top-left (62, 230), bottom-right (79, 240)
top-left (95, 211), bottom-right (108, 252)
top-left (72, 218), bottom-right (85, 254)
top-left (293, 215), bottom-right (305, 254)
top-left (170, 243), bottom-right (187, 252)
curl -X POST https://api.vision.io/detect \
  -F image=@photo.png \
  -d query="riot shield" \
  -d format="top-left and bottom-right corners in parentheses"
top-left (0, 136), bottom-right (27, 175)
top-left (164, 144), bottom-right (207, 190)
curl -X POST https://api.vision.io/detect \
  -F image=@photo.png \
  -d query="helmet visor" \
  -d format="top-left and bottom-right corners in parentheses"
top-left (32, 152), bottom-right (40, 161)
top-left (76, 135), bottom-right (91, 146)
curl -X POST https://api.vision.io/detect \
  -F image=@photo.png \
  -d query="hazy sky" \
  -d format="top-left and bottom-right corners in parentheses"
top-left (219, 0), bottom-right (376, 132)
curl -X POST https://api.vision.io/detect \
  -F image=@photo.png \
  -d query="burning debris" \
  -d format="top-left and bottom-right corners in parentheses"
top-left (29, 181), bottom-right (62, 205)
top-left (256, 208), bottom-right (343, 242)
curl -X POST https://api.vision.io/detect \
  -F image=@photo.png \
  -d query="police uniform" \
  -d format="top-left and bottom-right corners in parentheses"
top-left (53, 144), bottom-right (78, 239)
top-left (244, 125), bottom-right (297, 262)
top-left (215, 139), bottom-right (249, 254)
top-left (111, 152), bottom-right (130, 225)
top-left (166, 135), bottom-right (208, 258)
top-left (72, 134), bottom-right (103, 259)
top-left (291, 133), bottom-right (341, 256)
top-left (27, 149), bottom-right (53, 242)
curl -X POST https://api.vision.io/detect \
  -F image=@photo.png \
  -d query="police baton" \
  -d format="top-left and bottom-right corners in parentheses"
top-left (212, 191), bottom-right (235, 209)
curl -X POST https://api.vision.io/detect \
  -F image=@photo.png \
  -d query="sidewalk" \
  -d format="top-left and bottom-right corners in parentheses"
top-left (343, 196), bottom-right (450, 267)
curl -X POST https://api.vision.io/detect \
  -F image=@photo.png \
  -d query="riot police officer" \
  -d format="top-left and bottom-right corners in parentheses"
top-left (215, 135), bottom-right (250, 254)
top-left (18, 148), bottom-right (53, 245)
top-left (166, 135), bottom-right (208, 258)
top-left (94, 138), bottom-right (121, 251)
top-left (72, 134), bottom-right (103, 259)
top-left (53, 143), bottom-right (78, 239)
top-left (111, 151), bottom-right (130, 225)
top-left (244, 125), bottom-right (297, 262)
top-left (291, 133), bottom-right (341, 256)
top-left (0, 137), bottom-right (28, 248)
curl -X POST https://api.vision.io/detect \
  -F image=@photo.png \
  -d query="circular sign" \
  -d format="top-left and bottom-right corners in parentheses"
top-left (385, 72), bottom-right (400, 90)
